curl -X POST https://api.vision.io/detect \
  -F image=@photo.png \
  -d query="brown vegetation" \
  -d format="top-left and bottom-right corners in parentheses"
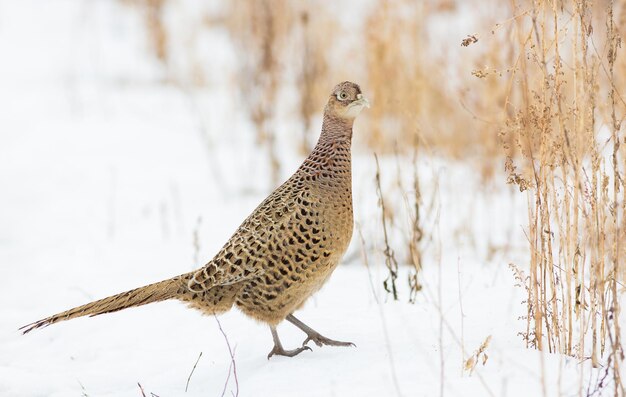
top-left (500, 1), bottom-right (625, 393)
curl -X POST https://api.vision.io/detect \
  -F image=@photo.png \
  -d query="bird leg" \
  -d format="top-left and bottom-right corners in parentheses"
top-left (286, 314), bottom-right (355, 348)
top-left (267, 325), bottom-right (312, 359)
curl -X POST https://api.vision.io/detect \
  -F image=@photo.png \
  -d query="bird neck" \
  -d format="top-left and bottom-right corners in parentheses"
top-left (319, 113), bottom-right (354, 144)
top-left (297, 113), bottom-right (353, 179)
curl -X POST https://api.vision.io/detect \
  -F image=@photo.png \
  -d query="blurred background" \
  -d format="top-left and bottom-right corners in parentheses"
top-left (2, 0), bottom-right (626, 395)
top-left (0, 0), bottom-right (522, 181)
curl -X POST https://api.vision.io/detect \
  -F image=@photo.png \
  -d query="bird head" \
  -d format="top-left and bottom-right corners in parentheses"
top-left (325, 81), bottom-right (369, 121)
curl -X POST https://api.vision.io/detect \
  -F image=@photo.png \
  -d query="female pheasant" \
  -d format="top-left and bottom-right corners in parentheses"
top-left (21, 81), bottom-right (369, 359)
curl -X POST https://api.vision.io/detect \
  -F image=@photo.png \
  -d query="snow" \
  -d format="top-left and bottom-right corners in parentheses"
top-left (0, 1), bottom-right (615, 396)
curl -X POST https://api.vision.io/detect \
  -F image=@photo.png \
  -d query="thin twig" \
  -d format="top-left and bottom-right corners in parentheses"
top-left (435, 202), bottom-right (444, 397)
top-left (375, 293), bottom-right (404, 397)
top-left (176, 83), bottom-right (228, 193)
top-left (457, 256), bottom-right (465, 376)
top-left (215, 316), bottom-right (239, 397)
top-left (374, 153), bottom-right (399, 300)
top-left (185, 352), bottom-right (203, 392)
top-left (78, 380), bottom-right (88, 397)
top-left (192, 216), bottom-right (202, 270)
top-left (138, 382), bottom-right (147, 397)
top-left (356, 222), bottom-right (380, 304)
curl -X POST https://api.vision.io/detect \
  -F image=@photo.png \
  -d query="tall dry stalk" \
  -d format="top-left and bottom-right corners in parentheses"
top-left (606, 1), bottom-right (625, 387)
top-left (496, 0), bottom-right (625, 393)
top-left (120, 0), bottom-right (168, 65)
top-left (407, 148), bottom-right (424, 303)
top-left (364, 1), bottom-right (447, 152)
top-left (227, 0), bottom-right (292, 188)
top-left (375, 154), bottom-right (400, 301)
top-left (294, 8), bottom-right (330, 155)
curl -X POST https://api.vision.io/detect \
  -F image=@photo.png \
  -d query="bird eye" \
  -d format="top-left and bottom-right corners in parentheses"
top-left (337, 92), bottom-right (348, 101)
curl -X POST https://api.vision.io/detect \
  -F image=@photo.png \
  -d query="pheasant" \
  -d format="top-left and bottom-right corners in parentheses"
top-left (21, 81), bottom-right (369, 359)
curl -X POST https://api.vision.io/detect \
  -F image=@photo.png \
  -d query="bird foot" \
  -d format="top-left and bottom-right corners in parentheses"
top-left (302, 332), bottom-right (356, 348)
top-left (267, 344), bottom-right (311, 359)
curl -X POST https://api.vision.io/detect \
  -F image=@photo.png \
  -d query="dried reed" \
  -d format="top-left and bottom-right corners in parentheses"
top-left (499, 0), bottom-right (625, 393)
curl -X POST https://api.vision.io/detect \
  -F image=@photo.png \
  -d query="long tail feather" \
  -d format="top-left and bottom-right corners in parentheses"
top-left (20, 275), bottom-right (188, 334)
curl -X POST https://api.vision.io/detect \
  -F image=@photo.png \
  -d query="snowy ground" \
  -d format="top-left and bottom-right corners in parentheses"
top-left (0, 1), bottom-right (616, 396)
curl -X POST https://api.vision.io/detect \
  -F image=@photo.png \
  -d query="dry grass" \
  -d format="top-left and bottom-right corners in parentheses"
top-left (293, 6), bottom-right (334, 154)
top-left (226, 0), bottom-right (292, 188)
top-left (464, 335), bottom-right (492, 375)
top-left (121, 0), bottom-right (168, 64)
top-left (374, 153), bottom-right (400, 300)
top-left (498, 0), bottom-right (626, 393)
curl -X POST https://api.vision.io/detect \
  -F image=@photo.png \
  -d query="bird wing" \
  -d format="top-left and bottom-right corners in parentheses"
top-left (187, 177), bottom-right (304, 292)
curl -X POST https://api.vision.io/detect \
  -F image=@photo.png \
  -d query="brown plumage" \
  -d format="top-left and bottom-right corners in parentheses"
top-left (21, 81), bottom-right (369, 358)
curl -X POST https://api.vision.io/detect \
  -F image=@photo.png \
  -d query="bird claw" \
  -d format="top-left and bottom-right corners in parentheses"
top-left (267, 345), bottom-right (312, 360)
top-left (302, 333), bottom-right (356, 348)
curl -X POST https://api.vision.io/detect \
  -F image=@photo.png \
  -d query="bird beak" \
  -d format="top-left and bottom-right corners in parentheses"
top-left (354, 93), bottom-right (370, 109)
top-left (343, 93), bottom-right (370, 118)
